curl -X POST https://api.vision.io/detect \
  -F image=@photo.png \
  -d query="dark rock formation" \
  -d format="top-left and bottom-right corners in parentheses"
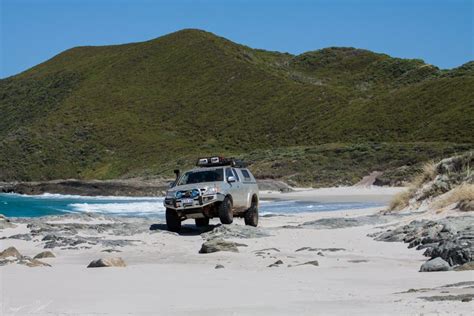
top-left (420, 257), bottom-right (451, 272)
top-left (33, 251), bottom-right (56, 259)
top-left (199, 239), bottom-right (247, 254)
top-left (87, 257), bottom-right (126, 268)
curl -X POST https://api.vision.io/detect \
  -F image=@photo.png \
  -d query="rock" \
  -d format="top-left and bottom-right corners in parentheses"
top-left (199, 239), bottom-right (247, 254)
top-left (101, 249), bottom-right (122, 253)
top-left (202, 225), bottom-right (270, 240)
top-left (419, 294), bottom-right (474, 302)
top-left (348, 259), bottom-right (369, 263)
top-left (267, 260), bottom-right (283, 268)
top-left (87, 257), bottom-right (126, 268)
top-left (458, 199), bottom-right (474, 212)
top-left (454, 262), bottom-right (474, 271)
top-left (254, 248), bottom-right (280, 253)
top-left (299, 214), bottom-right (402, 230)
top-left (296, 247), bottom-right (345, 252)
top-left (215, 264), bottom-right (225, 269)
top-left (296, 260), bottom-right (319, 267)
top-left (0, 246), bottom-right (22, 259)
top-left (420, 257), bottom-right (451, 272)
top-left (0, 214), bottom-right (16, 229)
top-left (20, 258), bottom-right (51, 267)
top-left (374, 216), bottom-right (474, 267)
top-left (5, 234), bottom-right (32, 241)
top-left (33, 251), bottom-right (55, 259)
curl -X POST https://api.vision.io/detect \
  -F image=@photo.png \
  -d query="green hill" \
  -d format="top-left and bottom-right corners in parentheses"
top-left (0, 29), bottom-right (473, 186)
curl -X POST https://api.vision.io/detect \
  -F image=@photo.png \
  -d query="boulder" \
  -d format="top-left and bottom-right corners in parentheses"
top-left (0, 246), bottom-right (22, 259)
top-left (0, 214), bottom-right (16, 229)
top-left (215, 264), bottom-right (225, 269)
top-left (202, 225), bottom-right (270, 240)
top-left (268, 259), bottom-right (284, 267)
top-left (19, 258), bottom-right (51, 267)
top-left (296, 260), bottom-right (319, 267)
top-left (199, 239), bottom-right (247, 254)
top-left (420, 257), bottom-right (451, 272)
top-left (87, 257), bottom-right (126, 268)
top-left (33, 251), bottom-right (55, 259)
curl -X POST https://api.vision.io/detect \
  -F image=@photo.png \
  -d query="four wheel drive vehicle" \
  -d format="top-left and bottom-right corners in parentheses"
top-left (163, 156), bottom-right (259, 232)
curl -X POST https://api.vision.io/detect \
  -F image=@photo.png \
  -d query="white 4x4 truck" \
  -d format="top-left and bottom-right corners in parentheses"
top-left (163, 157), bottom-right (259, 232)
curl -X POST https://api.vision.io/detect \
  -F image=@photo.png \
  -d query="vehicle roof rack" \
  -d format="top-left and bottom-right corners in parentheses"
top-left (196, 156), bottom-right (248, 168)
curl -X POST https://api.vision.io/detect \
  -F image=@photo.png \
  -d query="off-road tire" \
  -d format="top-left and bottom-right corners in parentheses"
top-left (244, 199), bottom-right (259, 227)
top-left (218, 196), bottom-right (233, 224)
top-left (195, 217), bottom-right (210, 227)
top-left (166, 208), bottom-right (181, 232)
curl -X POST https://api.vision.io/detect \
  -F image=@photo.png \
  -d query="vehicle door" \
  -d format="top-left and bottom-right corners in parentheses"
top-left (225, 167), bottom-right (245, 208)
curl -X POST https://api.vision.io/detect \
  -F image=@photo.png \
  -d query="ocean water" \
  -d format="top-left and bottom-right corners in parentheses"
top-left (0, 193), bottom-right (382, 218)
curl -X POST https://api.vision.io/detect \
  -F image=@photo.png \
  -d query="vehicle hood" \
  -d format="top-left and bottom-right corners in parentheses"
top-left (169, 182), bottom-right (220, 192)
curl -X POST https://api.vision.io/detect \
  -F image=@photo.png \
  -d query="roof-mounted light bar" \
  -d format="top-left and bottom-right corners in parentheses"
top-left (196, 156), bottom-right (247, 168)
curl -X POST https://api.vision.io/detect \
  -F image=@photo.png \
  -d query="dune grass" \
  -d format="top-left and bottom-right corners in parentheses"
top-left (433, 184), bottom-right (474, 211)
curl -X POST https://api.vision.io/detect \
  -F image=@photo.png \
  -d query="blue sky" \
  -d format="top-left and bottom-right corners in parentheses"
top-left (1, 0), bottom-right (472, 78)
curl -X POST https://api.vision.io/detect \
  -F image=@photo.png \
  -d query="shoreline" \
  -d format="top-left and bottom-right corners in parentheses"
top-left (1, 193), bottom-right (473, 315)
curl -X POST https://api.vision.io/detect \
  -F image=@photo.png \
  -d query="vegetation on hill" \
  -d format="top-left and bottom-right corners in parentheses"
top-left (0, 29), bottom-right (473, 185)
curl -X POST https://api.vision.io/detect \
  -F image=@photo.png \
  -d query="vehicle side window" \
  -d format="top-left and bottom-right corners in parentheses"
top-left (225, 168), bottom-right (233, 180)
top-left (232, 168), bottom-right (240, 181)
top-left (241, 169), bottom-right (251, 181)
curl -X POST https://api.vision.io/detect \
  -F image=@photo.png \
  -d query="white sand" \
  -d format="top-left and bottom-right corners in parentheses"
top-left (260, 186), bottom-right (407, 203)
top-left (1, 188), bottom-right (473, 315)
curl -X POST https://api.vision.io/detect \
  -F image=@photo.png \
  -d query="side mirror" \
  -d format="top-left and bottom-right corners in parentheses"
top-left (227, 176), bottom-right (236, 183)
top-left (168, 181), bottom-right (175, 188)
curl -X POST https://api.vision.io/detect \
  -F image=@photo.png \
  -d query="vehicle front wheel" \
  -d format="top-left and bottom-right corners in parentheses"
top-left (166, 208), bottom-right (181, 232)
top-left (218, 196), bottom-right (233, 224)
top-left (244, 199), bottom-right (259, 227)
top-left (195, 217), bottom-right (210, 227)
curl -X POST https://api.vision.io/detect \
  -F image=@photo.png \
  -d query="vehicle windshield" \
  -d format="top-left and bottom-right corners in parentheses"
top-left (177, 168), bottom-right (224, 185)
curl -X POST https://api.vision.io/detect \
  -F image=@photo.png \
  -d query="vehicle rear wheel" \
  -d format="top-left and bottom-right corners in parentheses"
top-left (244, 198), bottom-right (259, 227)
top-left (218, 196), bottom-right (233, 224)
top-left (195, 217), bottom-right (210, 227)
top-left (166, 208), bottom-right (181, 232)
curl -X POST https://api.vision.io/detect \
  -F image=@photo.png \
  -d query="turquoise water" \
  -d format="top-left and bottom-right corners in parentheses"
top-left (0, 193), bottom-right (382, 218)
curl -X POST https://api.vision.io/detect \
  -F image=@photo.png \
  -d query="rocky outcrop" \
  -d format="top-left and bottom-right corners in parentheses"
top-left (420, 257), bottom-right (451, 272)
top-left (33, 251), bottom-right (55, 259)
top-left (299, 214), bottom-right (406, 230)
top-left (0, 214), bottom-right (16, 229)
top-left (374, 216), bottom-right (474, 269)
top-left (199, 239), bottom-right (247, 253)
top-left (0, 247), bottom-right (51, 267)
top-left (20, 258), bottom-right (51, 267)
top-left (202, 224), bottom-right (271, 240)
top-left (0, 246), bottom-right (22, 259)
top-left (397, 152), bottom-right (473, 211)
top-left (87, 257), bottom-right (126, 268)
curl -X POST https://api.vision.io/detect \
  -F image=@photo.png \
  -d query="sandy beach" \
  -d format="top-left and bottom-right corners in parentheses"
top-left (1, 187), bottom-right (473, 315)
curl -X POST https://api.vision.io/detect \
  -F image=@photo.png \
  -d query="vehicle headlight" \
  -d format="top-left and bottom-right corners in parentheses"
top-left (166, 191), bottom-right (176, 198)
top-left (203, 186), bottom-right (218, 195)
top-left (175, 191), bottom-right (183, 199)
